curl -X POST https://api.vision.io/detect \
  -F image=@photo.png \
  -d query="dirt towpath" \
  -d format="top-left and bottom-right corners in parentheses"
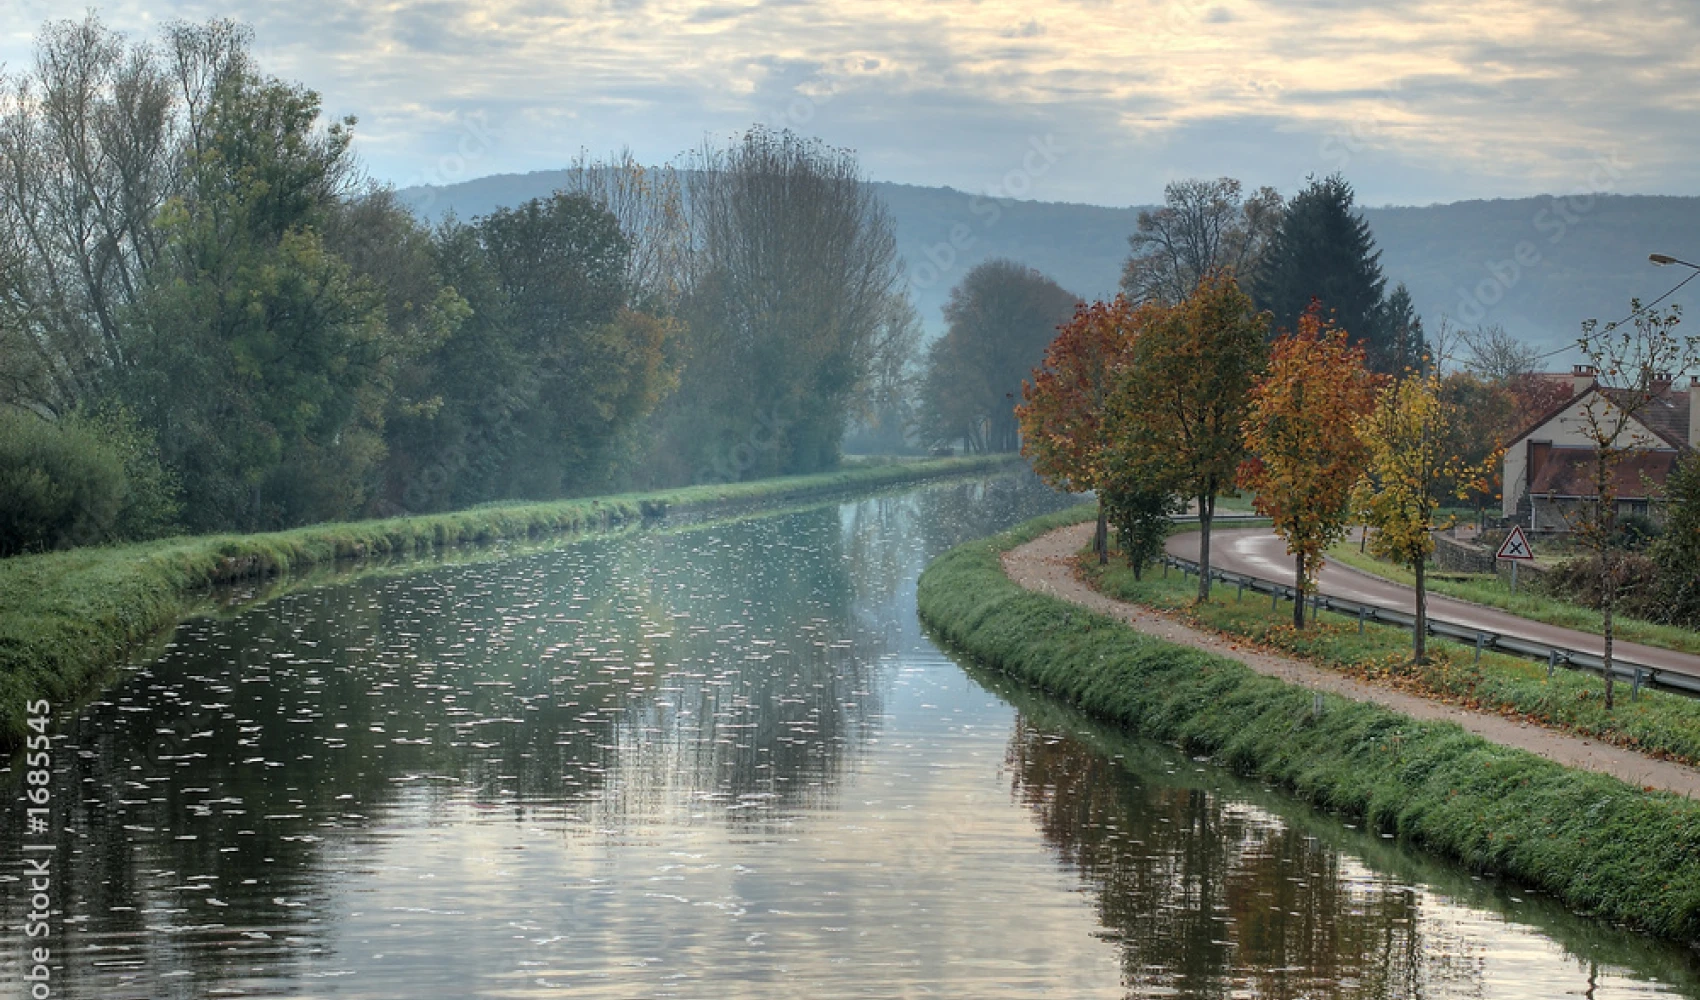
top-left (1003, 521), bottom-right (1700, 798)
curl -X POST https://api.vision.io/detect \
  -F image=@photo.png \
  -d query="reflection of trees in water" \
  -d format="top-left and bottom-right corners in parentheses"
top-left (596, 507), bottom-right (888, 821)
top-left (0, 472), bottom-right (1071, 997)
top-left (911, 472), bottom-right (1076, 557)
top-left (1004, 715), bottom-right (1486, 999)
top-left (1, 554), bottom-right (675, 997)
top-left (0, 497), bottom-right (910, 996)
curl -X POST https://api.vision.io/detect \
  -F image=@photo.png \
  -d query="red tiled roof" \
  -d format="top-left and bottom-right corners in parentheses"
top-left (1527, 446), bottom-right (1680, 499)
top-left (1603, 385), bottom-right (1693, 451)
top-left (1507, 382), bottom-right (1693, 453)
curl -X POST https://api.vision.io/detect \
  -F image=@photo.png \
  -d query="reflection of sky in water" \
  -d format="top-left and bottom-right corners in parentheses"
top-left (2, 474), bottom-right (1697, 998)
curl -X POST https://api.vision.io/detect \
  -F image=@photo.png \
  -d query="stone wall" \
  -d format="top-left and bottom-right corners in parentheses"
top-left (1433, 533), bottom-right (1496, 574)
top-left (1432, 532), bottom-right (1547, 586)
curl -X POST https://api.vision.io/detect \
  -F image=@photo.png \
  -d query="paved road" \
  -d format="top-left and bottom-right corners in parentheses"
top-left (1166, 526), bottom-right (1700, 681)
top-left (1018, 522), bottom-right (1700, 795)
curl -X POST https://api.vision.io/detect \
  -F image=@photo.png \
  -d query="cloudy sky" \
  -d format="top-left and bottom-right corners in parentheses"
top-left (4, 0), bottom-right (1698, 208)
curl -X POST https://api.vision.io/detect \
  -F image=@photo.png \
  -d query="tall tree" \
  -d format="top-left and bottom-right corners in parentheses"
top-left (847, 293), bottom-right (923, 455)
top-left (1355, 371), bottom-right (1488, 662)
top-left (1109, 273), bottom-right (1268, 599)
top-left (1460, 323), bottom-right (1540, 383)
top-left (1254, 174), bottom-right (1391, 370)
top-left (0, 15), bottom-right (250, 413)
top-left (918, 259), bottom-right (1077, 453)
top-left (1238, 304), bottom-right (1377, 627)
top-left (1571, 302), bottom-right (1699, 709)
top-left (668, 127), bottom-right (900, 480)
top-left (121, 68), bottom-right (392, 530)
top-left (1018, 296), bottom-right (1145, 561)
top-left (1120, 178), bottom-right (1282, 305)
top-left (558, 147), bottom-right (688, 314)
top-left (477, 193), bottom-right (678, 497)
top-left (1373, 283), bottom-right (1427, 376)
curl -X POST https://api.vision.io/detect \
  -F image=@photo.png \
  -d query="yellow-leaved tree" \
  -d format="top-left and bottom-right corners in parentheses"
top-left (1354, 370), bottom-right (1494, 663)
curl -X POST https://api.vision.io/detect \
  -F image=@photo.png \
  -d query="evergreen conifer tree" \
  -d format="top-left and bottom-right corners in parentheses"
top-left (1374, 283), bottom-right (1428, 375)
top-left (1254, 175), bottom-right (1390, 362)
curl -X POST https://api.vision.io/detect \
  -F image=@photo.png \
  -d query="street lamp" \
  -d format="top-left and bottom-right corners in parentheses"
top-left (1650, 253), bottom-right (1700, 269)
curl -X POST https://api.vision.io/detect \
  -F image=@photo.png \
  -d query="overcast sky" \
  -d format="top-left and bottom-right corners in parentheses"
top-left (5, 0), bottom-right (1699, 208)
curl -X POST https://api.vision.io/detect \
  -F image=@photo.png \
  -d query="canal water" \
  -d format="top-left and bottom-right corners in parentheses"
top-left (3, 472), bottom-right (1698, 998)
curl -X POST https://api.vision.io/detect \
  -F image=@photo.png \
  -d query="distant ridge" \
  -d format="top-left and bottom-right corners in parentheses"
top-left (398, 173), bottom-right (1700, 355)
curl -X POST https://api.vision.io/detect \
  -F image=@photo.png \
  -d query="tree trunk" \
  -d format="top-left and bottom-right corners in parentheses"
top-left (1413, 555), bottom-right (1428, 664)
top-left (1095, 501), bottom-right (1108, 566)
top-left (1603, 555), bottom-right (1617, 710)
top-left (1293, 551), bottom-right (1306, 629)
top-left (1196, 491), bottom-right (1214, 602)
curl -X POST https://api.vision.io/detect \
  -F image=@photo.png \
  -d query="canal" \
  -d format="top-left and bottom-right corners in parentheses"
top-left (3, 471), bottom-right (1697, 998)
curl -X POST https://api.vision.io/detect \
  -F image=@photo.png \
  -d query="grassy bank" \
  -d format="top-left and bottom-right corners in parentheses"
top-left (917, 507), bottom-right (1700, 941)
top-left (1087, 536), bottom-right (1700, 767)
top-left (1325, 542), bottom-right (1700, 657)
top-left (0, 454), bottom-right (1019, 750)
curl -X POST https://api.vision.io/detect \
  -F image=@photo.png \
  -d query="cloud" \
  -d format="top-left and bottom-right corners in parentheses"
top-left (2, 0), bottom-right (1698, 206)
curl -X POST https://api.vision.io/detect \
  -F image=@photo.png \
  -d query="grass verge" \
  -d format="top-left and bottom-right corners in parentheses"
top-left (0, 454), bottom-right (1019, 751)
top-left (917, 506), bottom-right (1700, 941)
top-left (1092, 533), bottom-right (1700, 770)
top-left (1325, 542), bottom-right (1700, 657)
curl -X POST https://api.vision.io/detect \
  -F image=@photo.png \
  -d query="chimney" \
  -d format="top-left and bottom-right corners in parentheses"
top-left (1571, 364), bottom-right (1598, 396)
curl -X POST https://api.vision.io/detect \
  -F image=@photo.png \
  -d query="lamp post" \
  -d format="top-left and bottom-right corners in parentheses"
top-left (1650, 253), bottom-right (1700, 270)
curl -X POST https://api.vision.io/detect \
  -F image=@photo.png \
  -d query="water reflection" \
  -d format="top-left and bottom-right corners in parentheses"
top-left (996, 682), bottom-right (1700, 999)
top-left (2, 473), bottom-right (1697, 998)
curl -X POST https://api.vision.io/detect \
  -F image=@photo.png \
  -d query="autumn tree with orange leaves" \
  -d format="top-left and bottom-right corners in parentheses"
top-left (1109, 272), bottom-right (1267, 600)
top-left (1238, 303), bottom-right (1377, 628)
top-left (1018, 296), bottom-right (1143, 562)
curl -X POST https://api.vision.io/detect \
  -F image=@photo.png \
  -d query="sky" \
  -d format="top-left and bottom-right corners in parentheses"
top-left (4, 0), bottom-right (1700, 208)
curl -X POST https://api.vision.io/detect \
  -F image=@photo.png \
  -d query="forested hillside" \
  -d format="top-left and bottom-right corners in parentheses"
top-left (402, 175), bottom-right (1700, 353)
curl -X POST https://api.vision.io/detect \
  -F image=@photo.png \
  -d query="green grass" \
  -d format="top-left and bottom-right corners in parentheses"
top-left (1325, 542), bottom-right (1700, 657)
top-left (917, 506), bottom-right (1700, 942)
top-left (0, 454), bottom-right (1020, 752)
top-left (1088, 537), bottom-right (1700, 767)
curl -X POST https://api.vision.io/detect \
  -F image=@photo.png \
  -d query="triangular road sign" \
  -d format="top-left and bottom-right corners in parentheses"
top-left (1496, 525), bottom-right (1535, 561)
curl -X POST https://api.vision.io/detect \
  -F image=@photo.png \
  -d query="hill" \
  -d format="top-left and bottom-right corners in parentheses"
top-left (398, 173), bottom-right (1700, 356)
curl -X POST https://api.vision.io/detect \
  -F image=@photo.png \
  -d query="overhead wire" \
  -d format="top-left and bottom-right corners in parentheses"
top-left (1527, 268), bottom-right (1700, 362)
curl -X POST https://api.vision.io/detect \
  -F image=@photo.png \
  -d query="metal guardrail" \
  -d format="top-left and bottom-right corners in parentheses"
top-left (1158, 540), bottom-right (1700, 700)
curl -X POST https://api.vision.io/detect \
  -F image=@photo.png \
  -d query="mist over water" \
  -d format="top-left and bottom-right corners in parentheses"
top-left (3, 473), bottom-right (1697, 998)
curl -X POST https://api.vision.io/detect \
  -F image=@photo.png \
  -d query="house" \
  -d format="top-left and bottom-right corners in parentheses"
top-left (1501, 367), bottom-right (1697, 532)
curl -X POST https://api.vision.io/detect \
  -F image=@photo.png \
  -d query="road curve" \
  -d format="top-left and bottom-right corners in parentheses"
top-left (1166, 526), bottom-right (1700, 682)
top-left (1014, 522), bottom-right (1700, 796)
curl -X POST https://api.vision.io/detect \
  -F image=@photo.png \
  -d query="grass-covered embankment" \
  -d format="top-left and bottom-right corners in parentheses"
top-left (1086, 540), bottom-right (1700, 767)
top-left (917, 507), bottom-right (1700, 941)
top-left (1324, 541), bottom-right (1700, 657)
top-left (0, 454), bottom-right (1017, 750)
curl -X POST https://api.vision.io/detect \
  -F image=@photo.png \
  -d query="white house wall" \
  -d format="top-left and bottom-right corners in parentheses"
top-left (1500, 393), bottom-right (1669, 518)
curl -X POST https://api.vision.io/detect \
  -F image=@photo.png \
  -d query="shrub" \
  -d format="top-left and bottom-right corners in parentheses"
top-left (1615, 512), bottom-right (1662, 551)
top-left (73, 404), bottom-right (180, 541)
top-left (0, 406), bottom-right (179, 556)
top-left (0, 408), bottom-right (127, 555)
top-left (1541, 552), bottom-right (1663, 622)
top-left (1652, 455), bottom-right (1700, 628)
